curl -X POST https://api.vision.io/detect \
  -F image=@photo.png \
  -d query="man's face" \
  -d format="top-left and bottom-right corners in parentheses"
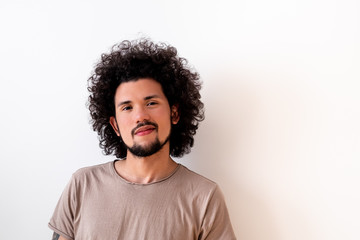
top-left (110, 78), bottom-right (179, 157)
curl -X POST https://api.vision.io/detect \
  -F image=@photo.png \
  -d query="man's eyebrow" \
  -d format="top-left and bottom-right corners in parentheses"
top-left (144, 95), bottom-right (160, 100)
top-left (117, 100), bottom-right (131, 107)
top-left (116, 95), bottom-right (160, 107)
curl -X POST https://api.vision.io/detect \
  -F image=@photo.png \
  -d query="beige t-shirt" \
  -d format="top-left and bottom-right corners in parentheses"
top-left (49, 161), bottom-right (236, 240)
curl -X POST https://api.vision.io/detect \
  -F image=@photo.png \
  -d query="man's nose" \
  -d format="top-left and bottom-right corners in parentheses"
top-left (134, 106), bottom-right (150, 123)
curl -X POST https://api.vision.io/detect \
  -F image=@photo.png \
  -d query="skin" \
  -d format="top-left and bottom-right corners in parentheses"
top-left (109, 78), bottom-right (179, 184)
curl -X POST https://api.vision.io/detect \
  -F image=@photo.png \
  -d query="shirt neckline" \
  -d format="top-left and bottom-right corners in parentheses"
top-left (110, 160), bottom-right (182, 186)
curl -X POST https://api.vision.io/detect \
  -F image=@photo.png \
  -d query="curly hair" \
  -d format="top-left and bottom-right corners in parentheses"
top-left (87, 38), bottom-right (204, 159)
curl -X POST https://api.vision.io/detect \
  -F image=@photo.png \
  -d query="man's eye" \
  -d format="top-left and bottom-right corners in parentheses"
top-left (122, 106), bottom-right (132, 111)
top-left (147, 102), bottom-right (157, 106)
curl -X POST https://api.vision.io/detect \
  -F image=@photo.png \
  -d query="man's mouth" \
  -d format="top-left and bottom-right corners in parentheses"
top-left (134, 125), bottom-right (156, 136)
top-left (131, 121), bottom-right (158, 137)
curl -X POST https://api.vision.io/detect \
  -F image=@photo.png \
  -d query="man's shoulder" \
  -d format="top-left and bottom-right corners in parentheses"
top-left (71, 161), bottom-right (114, 180)
top-left (179, 165), bottom-right (216, 183)
top-left (177, 164), bottom-right (219, 190)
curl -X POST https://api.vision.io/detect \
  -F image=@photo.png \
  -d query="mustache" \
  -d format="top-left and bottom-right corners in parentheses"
top-left (131, 121), bottom-right (158, 136)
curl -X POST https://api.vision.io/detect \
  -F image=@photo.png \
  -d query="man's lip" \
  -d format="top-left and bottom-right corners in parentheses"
top-left (134, 125), bottom-right (156, 135)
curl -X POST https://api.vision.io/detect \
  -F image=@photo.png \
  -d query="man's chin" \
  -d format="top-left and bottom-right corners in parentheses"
top-left (125, 136), bottom-right (170, 157)
top-left (127, 141), bottom-right (162, 157)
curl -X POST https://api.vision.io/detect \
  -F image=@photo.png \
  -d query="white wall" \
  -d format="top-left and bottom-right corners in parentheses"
top-left (1, 0), bottom-right (359, 239)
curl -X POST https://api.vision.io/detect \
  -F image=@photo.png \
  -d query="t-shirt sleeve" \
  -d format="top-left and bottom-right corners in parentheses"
top-left (199, 185), bottom-right (237, 240)
top-left (48, 175), bottom-right (78, 240)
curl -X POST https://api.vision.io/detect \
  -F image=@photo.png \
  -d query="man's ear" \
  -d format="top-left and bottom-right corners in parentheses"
top-left (109, 116), bottom-right (120, 136)
top-left (171, 104), bottom-right (180, 124)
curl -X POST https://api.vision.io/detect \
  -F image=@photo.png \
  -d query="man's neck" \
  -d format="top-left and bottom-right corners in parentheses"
top-left (114, 145), bottom-right (178, 184)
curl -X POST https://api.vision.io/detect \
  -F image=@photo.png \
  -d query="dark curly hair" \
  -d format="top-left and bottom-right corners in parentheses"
top-left (87, 38), bottom-right (204, 159)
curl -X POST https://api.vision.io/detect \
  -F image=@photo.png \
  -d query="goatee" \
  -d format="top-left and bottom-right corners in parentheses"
top-left (126, 135), bottom-right (170, 157)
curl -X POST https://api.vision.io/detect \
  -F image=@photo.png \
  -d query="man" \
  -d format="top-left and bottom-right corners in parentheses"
top-left (49, 39), bottom-right (236, 239)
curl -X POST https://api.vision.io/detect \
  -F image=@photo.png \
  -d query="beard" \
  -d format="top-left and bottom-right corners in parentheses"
top-left (122, 120), bottom-right (171, 157)
top-left (125, 134), bottom-right (170, 157)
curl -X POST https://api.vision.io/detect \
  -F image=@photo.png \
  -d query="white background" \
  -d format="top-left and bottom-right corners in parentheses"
top-left (1, 0), bottom-right (359, 239)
